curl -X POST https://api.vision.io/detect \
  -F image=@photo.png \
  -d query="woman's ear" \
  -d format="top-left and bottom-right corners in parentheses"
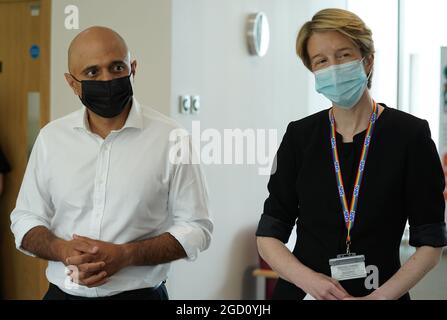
top-left (365, 54), bottom-right (374, 74)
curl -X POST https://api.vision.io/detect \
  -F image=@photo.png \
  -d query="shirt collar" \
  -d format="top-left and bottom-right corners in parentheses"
top-left (72, 97), bottom-right (144, 132)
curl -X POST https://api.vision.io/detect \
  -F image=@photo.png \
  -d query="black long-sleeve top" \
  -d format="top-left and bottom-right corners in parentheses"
top-left (256, 104), bottom-right (447, 300)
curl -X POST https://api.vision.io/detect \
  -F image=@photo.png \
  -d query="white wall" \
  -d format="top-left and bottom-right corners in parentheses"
top-left (51, 0), bottom-right (171, 120)
top-left (347, 0), bottom-right (399, 109)
top-left (167, 0), bottom-right (335, 299)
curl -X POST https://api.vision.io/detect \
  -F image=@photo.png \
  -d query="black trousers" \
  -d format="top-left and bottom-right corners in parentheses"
top-left (43, 282), bottom-right (169, 300)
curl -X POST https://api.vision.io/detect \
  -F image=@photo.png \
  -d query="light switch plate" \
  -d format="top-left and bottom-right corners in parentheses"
top-left (191, 95), bottom-right (200, 114)
top-left (180, 95), bottom-right (191, 114)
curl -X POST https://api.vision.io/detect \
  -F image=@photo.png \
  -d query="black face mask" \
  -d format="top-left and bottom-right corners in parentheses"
top-left (71, 75), bottom-right (133, 118)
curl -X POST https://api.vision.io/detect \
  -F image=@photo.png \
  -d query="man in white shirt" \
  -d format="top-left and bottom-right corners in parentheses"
top-left (10, 26), bottom-right (212, 300)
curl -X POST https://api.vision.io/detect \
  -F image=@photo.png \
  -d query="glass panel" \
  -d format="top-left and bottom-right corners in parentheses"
top-left (27, 92), bottom-right (40, 157)
top-left (399, 0), bottom-right (447, 148)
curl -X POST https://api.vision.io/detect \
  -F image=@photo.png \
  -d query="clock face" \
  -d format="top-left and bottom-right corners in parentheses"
top-left (247, 12), bottom-right (270, 57)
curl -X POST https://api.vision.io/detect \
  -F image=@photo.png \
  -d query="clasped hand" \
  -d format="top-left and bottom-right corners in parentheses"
top-left (61, 235), bottom-right (129, 288)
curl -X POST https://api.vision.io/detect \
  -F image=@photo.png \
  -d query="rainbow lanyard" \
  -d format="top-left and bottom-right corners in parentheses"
top-left (329, 102), bottom-right (378, 254)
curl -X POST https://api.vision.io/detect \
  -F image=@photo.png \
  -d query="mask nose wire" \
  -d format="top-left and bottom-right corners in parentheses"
top-left (313, 57), bottom-right (368, 76)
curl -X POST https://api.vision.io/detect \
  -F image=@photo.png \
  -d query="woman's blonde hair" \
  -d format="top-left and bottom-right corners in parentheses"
top-left (296, 8), bottom-right (375, 88)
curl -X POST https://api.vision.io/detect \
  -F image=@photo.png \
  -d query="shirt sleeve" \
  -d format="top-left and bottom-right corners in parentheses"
top-left (256, 122), bottom-right (301, 243)
top-left (0, 148), bottom-right (11, 174)
top-left (405, 120), bottom-right (447, 248)
top-left (166, 134), bottom-right (213, 261)
top-left (10, 134), bottom-right (54, 257)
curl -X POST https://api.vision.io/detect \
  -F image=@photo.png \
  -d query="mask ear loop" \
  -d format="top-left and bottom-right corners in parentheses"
top-left (69, 74), bottom-right (83, 100)
top-left (361, 56), bottom-right (373, 80)
top-left (70, 74), bottom-right (82, 83)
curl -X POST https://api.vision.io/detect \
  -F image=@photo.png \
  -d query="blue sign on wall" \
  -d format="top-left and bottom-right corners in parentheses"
top-left (29, 45), bottom-right (40, 59)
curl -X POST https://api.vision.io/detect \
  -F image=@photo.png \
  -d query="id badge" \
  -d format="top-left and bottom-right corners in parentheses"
top-left (329, 254), bottom-right (367, 281)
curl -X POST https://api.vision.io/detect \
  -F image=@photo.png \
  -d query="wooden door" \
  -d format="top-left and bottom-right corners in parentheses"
top-left (0, 0), bottom-right (51, 300)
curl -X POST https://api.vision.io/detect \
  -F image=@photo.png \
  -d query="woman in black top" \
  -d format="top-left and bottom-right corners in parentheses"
top-left (0, 148), bottom-right (11, 196)
top-left (256, 8), bottom-right (447, 300)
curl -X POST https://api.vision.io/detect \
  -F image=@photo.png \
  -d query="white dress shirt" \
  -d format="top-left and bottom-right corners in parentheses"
top-left (10, 98), bottom-right (213, 297)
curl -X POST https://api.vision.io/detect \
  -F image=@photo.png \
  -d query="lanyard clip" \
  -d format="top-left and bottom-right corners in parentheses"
top-left (346, 240), bottom-right (351, 255)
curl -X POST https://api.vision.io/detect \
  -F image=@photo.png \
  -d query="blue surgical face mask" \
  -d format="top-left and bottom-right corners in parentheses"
top-left (314, 58), bottom-right (370, 109)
